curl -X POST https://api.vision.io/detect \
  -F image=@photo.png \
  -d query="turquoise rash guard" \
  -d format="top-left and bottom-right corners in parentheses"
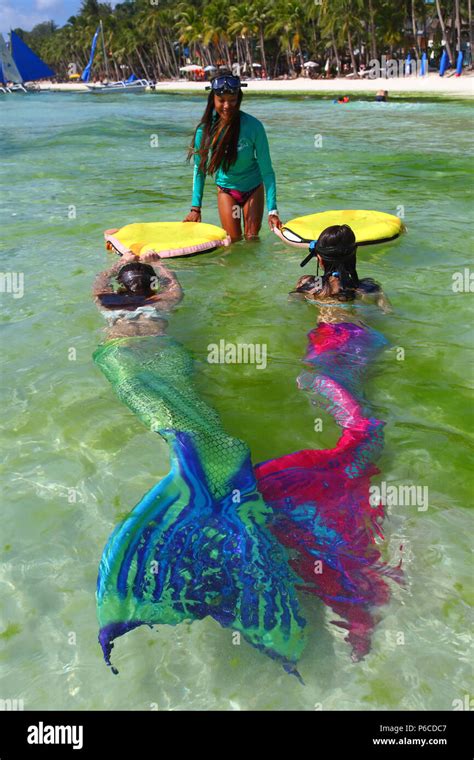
top-left (191, 111), bottom-right (277, 212)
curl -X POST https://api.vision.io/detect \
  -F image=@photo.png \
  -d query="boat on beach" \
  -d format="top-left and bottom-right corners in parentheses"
top-left (82, 22), bottom-right (150, 93)
top-left (84, 77), bottom-right (151, 93)
top-left (0, 31), bottom-right (54, 93)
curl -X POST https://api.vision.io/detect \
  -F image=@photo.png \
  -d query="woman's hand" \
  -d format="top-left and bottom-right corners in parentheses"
top-left (110, 252), bottom-right (138, 273)
top-left (140, 251), bottom-right (162, 263)
top-left (183, 209), bottom-right (201, 223)
top-left (268, 213), bottom-right (282, 231)
top-left (121, 251), bottom-right (139, 264)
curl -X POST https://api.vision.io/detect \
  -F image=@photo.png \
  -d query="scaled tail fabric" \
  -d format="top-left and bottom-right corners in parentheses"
top-left (94, 335), bottom-right (307, 676)
top-left (255, 322), bottom-right (403, 661)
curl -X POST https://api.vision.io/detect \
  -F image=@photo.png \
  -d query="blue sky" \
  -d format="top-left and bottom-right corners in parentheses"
top-left (0, 1), bottom-right (118, 36)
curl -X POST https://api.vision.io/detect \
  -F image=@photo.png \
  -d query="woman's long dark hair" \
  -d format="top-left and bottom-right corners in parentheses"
top-left (315, 225), bottom-right (360, 302)
top-left (187, 75), bottom-right (243, 176)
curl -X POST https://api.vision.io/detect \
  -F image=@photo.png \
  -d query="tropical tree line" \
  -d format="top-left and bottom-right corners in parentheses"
top-left (13, 0), bottom-right (473, 81)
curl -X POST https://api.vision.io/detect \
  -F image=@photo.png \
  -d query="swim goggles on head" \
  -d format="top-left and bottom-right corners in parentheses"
top-left (300, 239), bottom-right (357, 268)
top-left (206, 75), bottom-right (248, 94)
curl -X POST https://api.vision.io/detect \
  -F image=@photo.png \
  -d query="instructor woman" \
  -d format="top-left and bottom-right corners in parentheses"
top-left (183, 71), bottom-right (282, 242)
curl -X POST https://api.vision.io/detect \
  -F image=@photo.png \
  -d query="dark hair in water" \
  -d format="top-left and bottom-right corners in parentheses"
top-left (116, 262), bottom-right (156, 295)
top-left (187, 70), bottom-right (243, 176)
top-left (314, 224), bottom-right (360, 302)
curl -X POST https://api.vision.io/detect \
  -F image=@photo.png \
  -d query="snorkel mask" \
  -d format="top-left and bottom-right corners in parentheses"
top-left (206, 74), bottom-right (248, 95)
top-left (117, 263), bottom-right (156, 295)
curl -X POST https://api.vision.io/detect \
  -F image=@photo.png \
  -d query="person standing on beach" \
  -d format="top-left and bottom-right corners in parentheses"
top-left (183, 71), bottom-right (282, 242)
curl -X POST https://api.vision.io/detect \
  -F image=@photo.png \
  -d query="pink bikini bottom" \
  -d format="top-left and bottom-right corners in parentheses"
top-left (217, 183), bottom-right (262, 206)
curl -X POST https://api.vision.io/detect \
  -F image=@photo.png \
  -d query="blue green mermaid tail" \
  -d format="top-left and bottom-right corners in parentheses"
top-left (93, 336), bottom-right (306, 674)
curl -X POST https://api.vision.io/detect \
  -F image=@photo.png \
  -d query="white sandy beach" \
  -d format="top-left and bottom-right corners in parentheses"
top-left (39, 72), bottom-right (474, 97)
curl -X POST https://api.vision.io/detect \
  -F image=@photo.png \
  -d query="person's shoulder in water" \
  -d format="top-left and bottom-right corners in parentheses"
top-left (357, 277), bottom-right (382, 294)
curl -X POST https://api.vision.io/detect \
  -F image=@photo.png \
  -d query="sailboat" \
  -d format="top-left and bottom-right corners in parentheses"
top-left (82, 21), bottom-right (150, 92)
top-left (0, 31), bottom-right (54, 93)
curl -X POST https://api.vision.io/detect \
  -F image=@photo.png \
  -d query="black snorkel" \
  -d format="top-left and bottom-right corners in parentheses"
top-left (300, 239), bottom-right (357, 269)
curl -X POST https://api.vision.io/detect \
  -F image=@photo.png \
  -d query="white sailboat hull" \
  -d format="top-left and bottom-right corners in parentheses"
top-left (85, 79), bottom-right (150, 92)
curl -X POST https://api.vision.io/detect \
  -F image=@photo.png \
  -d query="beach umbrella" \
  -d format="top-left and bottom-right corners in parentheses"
top-left (439, 49), bottom-right (449, 76)
top-left (203, 65), bottom-right (216, 71)
top-left (456, 50), bottom-right (463, 76)
top-left (420, 52), bottom-right (427, 76)
top-left (405, 53), bottom-right (412, 76)
top-left (303, 61), bottom-right (319, 67)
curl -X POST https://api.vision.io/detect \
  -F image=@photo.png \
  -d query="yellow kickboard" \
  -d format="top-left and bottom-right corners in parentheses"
top-left (275, 210), bottom-right (404, 248)
top-left (104, 221), bottom-right (231, 259)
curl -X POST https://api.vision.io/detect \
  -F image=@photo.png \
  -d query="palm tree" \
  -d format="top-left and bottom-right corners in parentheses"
top-left (228, 3), bottom-right (258, 75)
top-left (203, 0), bottom-right (233, 67)
top-left (266, 0), bottom-right (307, 75)
top-left (454, 0), bottom-right (462, 52)
top-left (320, 0), bottom-right (363, 74)
top-left (17, 0), bottom-right (468, 82)
top-left (469, 0), bottom-right (473, 68)
top-left (176, 4), bottom-right (209, 67)
top-left (250, 0), bottom-right (271, 74)
top-left (435, 0), bottom-right (454, 62)
top-left (367, 0), bottom-right (378, 60)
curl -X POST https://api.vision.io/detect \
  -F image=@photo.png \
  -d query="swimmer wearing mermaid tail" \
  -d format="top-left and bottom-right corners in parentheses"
top-left (256, 225), bottom-right (402, 661)
top-left (92, 256), bottom-right (307, 677)
top-left (92, 251), bottom-right (183, 339)
top-left (293, 223), bottom-right (393, 322)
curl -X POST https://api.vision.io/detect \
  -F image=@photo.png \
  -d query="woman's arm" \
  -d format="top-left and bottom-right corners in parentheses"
top-left (92, 269), bottom-right (115, 298)
top-left (140, 257), bottom-right (183, 310)
top-left (358, 279), bottom-right (393, 314)
top-left (253, 120), bottom-right (282, 230)
top-left (184, 125), bottom-right (205, 223)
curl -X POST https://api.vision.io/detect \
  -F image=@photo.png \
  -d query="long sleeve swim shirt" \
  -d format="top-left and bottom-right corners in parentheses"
top-left (191, 111), bottom-right (277, 212)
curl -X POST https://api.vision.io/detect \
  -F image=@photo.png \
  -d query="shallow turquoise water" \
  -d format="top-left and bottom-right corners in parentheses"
top-left (0, 92), bottom-right (473, 711)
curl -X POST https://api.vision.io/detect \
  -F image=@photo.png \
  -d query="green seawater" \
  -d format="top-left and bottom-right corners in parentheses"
top-left (0, 92), bottom-right (473, 711)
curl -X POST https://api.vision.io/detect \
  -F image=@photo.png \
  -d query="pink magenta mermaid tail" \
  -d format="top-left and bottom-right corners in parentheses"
top-left (255, 322), bottom-right (403, 661)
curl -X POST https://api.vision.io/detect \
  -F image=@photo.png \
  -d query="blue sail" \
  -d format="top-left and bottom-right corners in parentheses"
top-left (10, 31), bottom-right (54, 82)
top-left (81, 26), bottom-right (100, 82)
